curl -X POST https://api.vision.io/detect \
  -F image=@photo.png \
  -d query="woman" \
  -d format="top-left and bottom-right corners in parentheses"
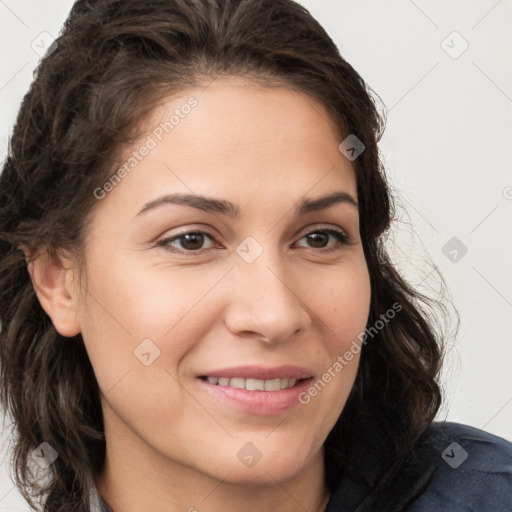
top-left (0, 1), bottom-right (510, 511)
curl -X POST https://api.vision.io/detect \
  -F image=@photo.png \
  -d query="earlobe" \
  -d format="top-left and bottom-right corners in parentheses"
top-left (25, 248), bottom-right (81, 338)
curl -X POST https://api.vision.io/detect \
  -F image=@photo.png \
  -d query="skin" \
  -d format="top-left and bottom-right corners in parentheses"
top-left (28, 76), bottom-right (371, 512)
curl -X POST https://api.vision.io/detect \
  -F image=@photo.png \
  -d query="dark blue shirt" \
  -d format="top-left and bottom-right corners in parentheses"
top-left (325, 421), bottom-right (512, 511)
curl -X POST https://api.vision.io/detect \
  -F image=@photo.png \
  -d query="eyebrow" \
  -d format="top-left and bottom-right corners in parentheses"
top-left (136, 190), bottom-right (358, 218)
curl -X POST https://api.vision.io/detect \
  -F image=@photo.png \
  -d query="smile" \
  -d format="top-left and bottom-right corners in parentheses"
top-left (199, 376), bottom-right (302, 391)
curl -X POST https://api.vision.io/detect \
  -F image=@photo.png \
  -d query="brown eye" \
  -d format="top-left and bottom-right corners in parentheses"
top-left (295, 228), bottom-right (350, 251)
top-left (157, 231), bottom-right (217, 253)
top-left (305, 232), bottom-right (330, 248)
top-left (177, 233), bottom-right (207, 251)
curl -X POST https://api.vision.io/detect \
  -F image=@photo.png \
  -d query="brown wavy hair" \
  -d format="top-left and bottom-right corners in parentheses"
top-left (0, 0), bottom-right (456, 510)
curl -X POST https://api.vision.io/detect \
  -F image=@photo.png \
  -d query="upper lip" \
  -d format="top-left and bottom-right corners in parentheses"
top-left (198, 365), bottom-right (314, 380)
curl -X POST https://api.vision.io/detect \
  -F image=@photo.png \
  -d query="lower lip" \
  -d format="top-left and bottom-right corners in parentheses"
top-left (197, 377), bottom-right (314, 416)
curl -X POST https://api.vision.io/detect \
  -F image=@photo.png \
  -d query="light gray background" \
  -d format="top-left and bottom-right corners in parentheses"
top-left (1, 1), bottom-right (511, 510)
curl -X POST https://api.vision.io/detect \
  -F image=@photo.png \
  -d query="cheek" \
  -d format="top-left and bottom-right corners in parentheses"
top-left (76, 264), bottom-right (193, 437)
top-left (295, 259), bottom-right (370, 419)
top-left (80, 251), bottom-right (219, 340)
top-left (76, 256), bottom-right (229, 392)
top-left (322, 260), bottom-right (372, 354)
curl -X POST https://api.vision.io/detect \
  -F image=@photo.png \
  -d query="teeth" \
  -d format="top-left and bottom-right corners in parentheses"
top-left (246, 378), bottom-right (265, 391)
top-left (205, 376), bottom-right (301, 391)
top-left (264, 378), bottom-right (280, 391)
top-left (229, 377), bottom-right (245, 389)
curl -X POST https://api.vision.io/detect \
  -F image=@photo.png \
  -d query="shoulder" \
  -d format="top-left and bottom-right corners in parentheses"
top-left (325, 420), bottom-right (512, 512)
top-left (408, 421), bottom-right (512, 511)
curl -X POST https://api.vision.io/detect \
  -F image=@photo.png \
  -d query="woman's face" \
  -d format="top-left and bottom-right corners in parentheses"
top-left (76, 77), bottom-right (371, 484)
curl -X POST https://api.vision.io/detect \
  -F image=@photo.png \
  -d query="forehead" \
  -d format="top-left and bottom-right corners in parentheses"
top-left (95, 77), bottom-right (357, 216)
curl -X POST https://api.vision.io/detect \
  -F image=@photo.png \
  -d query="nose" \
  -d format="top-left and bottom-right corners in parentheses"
top-left (223, 249), bottom-right (312, 345)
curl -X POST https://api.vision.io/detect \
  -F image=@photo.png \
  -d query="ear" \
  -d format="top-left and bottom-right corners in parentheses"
top-left (24, 247), bottom-right (81, 337)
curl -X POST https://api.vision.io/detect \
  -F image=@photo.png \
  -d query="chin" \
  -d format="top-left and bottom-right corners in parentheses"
top-left (208, 440), bottom-right (317, 485)
top-left (218, 461), bottom-right (308, 486)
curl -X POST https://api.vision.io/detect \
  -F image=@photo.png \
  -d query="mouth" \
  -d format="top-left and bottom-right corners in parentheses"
top-left (198, 375), bottom-right (309, 391)
top-left (195, 365), bottom-right (315, 415)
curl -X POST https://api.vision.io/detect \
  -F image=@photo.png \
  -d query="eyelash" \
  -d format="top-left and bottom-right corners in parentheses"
top-left (156, 226), bottom-right (351, 255)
